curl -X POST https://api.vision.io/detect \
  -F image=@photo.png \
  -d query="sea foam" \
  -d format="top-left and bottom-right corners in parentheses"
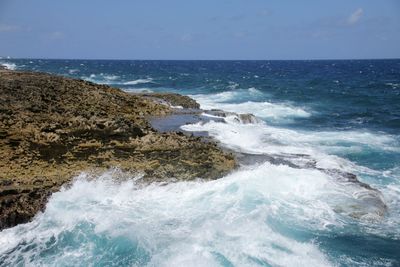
top-left (181, 117), bottom-right (398, 163)
top-left (123, 78), bottom-right (154, 85)
top-left (0, 169), bottom-right (335, 267)
top-left (191, 90), bottom-right (310, 121)
top-left (181, 114), bottom-right (399, 218)
top-left (1, 159), bottom-right (395, 266)
top-left (0, 62), bottom-right (17, 70)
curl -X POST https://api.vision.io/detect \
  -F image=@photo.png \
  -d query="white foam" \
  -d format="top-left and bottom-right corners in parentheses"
top-left (192, 88), bottom-right (263, 103)
top-left (183, 118), bottom-right (398, 156)
top-left (1, 163), bottom-right (394, 265)
top-left (221, 101), bottom-right (310, 120)
top-left (68, 69), bottom-right (79, 74)
top-left (386, 83), bottom-right (399, 89)
top-left (123, 78), bottom-right (153, 85)
top-left (171, 105), bottom-right (184, 109)
top-left (125, 88), bottom-right (154, 93)
top-left (0, 169), bottom-right (336, 266)
top-left (0, 161), bottom-right (396, 266)
top-left (227, 81), bottom-right (239, 90)
top-left (1, 62), bottom-right (17, 70)
top-left (181, 100), bottom-right (400, 239)
top-left (191, 90), bottom-right (310, 121)
top-left (81, 73), bottom-right (121, 85)
top-left (104, 75), bottom-right (119, 81)
top-left (181, 118), bottom-right (398, 179)
top-left (247, 87), bottom-right (262, 94)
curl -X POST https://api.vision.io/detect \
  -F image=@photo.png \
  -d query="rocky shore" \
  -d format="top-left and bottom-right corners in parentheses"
top-left (0, 69), bottom-right (236, 229)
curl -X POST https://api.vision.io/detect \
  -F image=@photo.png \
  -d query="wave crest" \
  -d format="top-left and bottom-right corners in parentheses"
top-left (123, 78), bottom-right (154, 85)
top-left (0, 62), bottom-right (17, 70)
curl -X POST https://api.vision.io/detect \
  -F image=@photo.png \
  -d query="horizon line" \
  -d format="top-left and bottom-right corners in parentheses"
top-left (1, 57), bottom-right (400, 62)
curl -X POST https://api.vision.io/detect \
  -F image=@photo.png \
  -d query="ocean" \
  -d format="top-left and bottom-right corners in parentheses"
top-left (0, 59), bottom-right (399, 266)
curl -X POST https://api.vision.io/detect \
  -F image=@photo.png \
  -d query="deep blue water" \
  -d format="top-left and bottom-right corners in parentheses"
top-left (1, 59), bottom-right (399, 266)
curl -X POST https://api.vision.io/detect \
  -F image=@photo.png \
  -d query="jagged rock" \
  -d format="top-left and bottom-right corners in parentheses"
top-left (205, 109), bottom-right (260, 124)
top-left (139, 92), bottom-right (200, 109)
top-left (0, 69), bottom-right (236, 230)
top-left (236, 114), bottom-right (261, 124)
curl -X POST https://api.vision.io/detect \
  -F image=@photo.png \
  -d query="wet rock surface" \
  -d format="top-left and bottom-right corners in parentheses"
top-left (0, 69), bottom-right (236, 230)
top-left (205, 109), bottom-right (261, 124)
top-left (235, 152), bottom-right (388, 219)
top-left (158, 104), bottom-right (388, 220)
top-left (151, 102), bottom-right (388, 220)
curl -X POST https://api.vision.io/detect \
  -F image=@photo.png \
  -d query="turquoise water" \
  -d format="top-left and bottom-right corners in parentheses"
top-left (0, 59), bottom-right (399, 266)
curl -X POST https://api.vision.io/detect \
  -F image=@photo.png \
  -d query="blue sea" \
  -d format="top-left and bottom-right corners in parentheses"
top-left (1, 59), bottom-right (400, 266)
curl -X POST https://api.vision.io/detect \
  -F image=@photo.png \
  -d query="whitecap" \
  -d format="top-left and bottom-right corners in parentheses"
top-left (123, 78), bottom-right (154, 85)
top-left (81, 73), bottom-right (121, 85)
top-left (195, 98), bottom-right (310, 120)
top-left (191, 90), bottom-right (309, 121)
top-left (68, 69), bottom-right (79, 74)
top-left (104, 75), bottom-right (119, 81)
top-left (181, 118), bottom-right (399, 166)
top-left (227, 81), bottom-right (239, 90)
top-left (386, 82), bottom-right (399, 89)
top-left (0, 62), bottom-right (17, 70)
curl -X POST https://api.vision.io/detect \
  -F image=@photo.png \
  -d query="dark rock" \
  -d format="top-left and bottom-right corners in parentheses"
top-left (205, 109), bottom-right (261, 124)
top-left (236, 114), bottom-right (261, 124)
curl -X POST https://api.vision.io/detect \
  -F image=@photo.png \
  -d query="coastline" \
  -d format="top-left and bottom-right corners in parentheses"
top-left (0, 60), bottom-right (398, 266)
top-left (0, 68), bottom-right (236, 230)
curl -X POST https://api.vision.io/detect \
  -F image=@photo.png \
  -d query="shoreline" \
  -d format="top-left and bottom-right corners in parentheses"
top-left (0, 66), bottom-right (389, 231)
top-left (0, 68), bottom-right (236, 230)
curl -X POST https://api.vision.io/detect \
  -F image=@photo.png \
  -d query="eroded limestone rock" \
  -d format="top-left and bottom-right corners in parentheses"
top-left (0, 69), bottom-right (236, 229)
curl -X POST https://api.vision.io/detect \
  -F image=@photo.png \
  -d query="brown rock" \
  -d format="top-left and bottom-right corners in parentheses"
top-left (0, 69), bottom-right (236, 230)
top-left (139, 92), bottom-right (201, 109)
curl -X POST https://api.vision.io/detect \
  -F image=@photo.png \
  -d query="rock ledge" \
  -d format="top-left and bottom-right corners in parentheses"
top-left (0, 69), bottom-right (236, 229)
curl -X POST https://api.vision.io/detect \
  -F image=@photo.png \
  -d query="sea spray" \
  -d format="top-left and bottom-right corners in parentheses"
top-left (1, 162), bottom-right (396, 266)
top-left (1, 59), bottom-right (399, 266)
top-left (0, 168), bottom-right (336, 267)
top-left (0, 62), bottom-right (17, 70)
top-left (191, 90), bottom-right (311, 121)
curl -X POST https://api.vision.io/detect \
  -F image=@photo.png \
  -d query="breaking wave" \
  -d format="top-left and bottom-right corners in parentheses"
top-left (1, 59), bottom-right (399, 266)
top-left (123, 78), bottom-right (154, 85)
top-left (0, 170), bottom-right (335, 267)
top-left (0, 62), bottom-right (17, 70)
top-left (191, 89), bottom-right (310, 121)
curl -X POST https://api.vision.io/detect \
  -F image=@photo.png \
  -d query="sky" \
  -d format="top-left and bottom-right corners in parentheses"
top-left (0, 0), bottom-right (399, 60)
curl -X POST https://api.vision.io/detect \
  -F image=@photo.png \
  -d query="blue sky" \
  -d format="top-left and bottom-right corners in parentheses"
top-left (0, 0), bottom-right (399, 59)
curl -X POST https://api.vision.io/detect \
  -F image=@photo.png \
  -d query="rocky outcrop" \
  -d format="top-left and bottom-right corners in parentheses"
top-left (205, 109), bottom-right (261, 124)
top-left (139, 92), bottom-right (200, 109)
top-left (0, 69), bottom-right (236, 230)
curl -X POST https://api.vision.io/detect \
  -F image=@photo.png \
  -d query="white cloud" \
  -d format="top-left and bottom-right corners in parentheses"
top-left (0, 24), bottom-right (20, 32)
top-left (49, 31), bottom-right (65, 40)
top-left (347, 8), bottom-right (363, 25)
